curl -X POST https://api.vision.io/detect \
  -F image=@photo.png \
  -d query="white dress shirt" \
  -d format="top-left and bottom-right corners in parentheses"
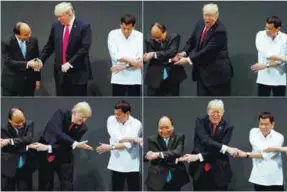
top-left (107, 115), bottom-right (142, 172)
top-left (256, 30), bottom-right (287, 86)
top-left (248, 128), bottom-right (284, 186)
top-left (107, 29), bottom-right (143, 85)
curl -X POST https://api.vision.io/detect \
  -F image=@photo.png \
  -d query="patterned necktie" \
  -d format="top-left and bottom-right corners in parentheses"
top-left (19, 41), bottom-right (26, 58)
top-left (161, 43), bottom-right (168, 80)
top-left (17, 128), bottom-right (24, 168)
top-left (164, 139), bottom-right (172, 182)
top-left (62, 25), bottom-right (70, 64)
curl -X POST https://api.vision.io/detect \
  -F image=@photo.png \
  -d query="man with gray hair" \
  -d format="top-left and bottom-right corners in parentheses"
top-left (178, 99), bottom-right (237, 190)
top-left (36, 101), bottom-right (93, 190)
top-left (174, 3), bottom-right (233, 96)
top-left (39, 2), bottom-right (92, 96)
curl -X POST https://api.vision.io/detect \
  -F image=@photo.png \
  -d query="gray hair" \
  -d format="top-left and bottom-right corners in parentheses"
top-left (72, 102), bottom-right (92, 118)
top-left (203, 3), bottom-right (219, 17)
top-left (207, 99), bottom-right (224, 113)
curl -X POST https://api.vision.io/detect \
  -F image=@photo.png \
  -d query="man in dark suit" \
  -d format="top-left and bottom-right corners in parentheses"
top-left (35, 102), bottom-right (94, 191)
top-left (1, 22), bottom-right (42, 96)
top-left (144, 22), bottom-right (187, 96)
top-left (178, 99), bottom-right (238, 191)
top-left (174, 3), bottom-right (233, 96)
top-left (1, 108), bottom-right (39, 190)
top-left (145, 116), bottom-right (189, 191)
top-left (39, 2), bottom-right (92, 96)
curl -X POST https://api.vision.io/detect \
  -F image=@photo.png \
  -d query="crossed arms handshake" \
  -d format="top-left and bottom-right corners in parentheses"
top-left (26, 58), bottom-right (43, 72)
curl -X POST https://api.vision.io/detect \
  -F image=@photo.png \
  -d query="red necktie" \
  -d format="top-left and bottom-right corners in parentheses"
top-left (203, 124), bottom-right (217, 172)
top-left (62, 25), bottom-right (70, 64)
top-left (212, 124), bottom-right (217, 135)
top-left (200, 26), bottom-right (209, 45)
top-left (68, 122), bottom-right (75, 132)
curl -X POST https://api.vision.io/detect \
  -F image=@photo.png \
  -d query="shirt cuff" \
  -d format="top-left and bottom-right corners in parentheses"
top-left (48, 145), bottom-right (52, 153)
top-left (72, 141), bottom-right (78, 150)
top-left (160, 152), bottom-right (164, 159)
top-left (123, 142), bottom-right (132, 149)
top-left (183, 51), bottom-right (187, 57)
top-left (187, 57), bottom-right (193, 65)
top-left (198, 153), bottom-right (204, 162)
top-left (154, 52), bottom-right (157, 59)
top-left (26, 145), bottom-right (29, 151)
top-left (67, 62), bottom-right (73, 69)
top-left (220, 145), bottom-right (228, 154)
top-left (10, 139), bottom-right (14, 145)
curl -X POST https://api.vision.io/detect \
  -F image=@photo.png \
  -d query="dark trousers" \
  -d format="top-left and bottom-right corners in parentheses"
top-left (111, 171), bottom-right (140, 191)
top-left (257, 84), bottom-right (286, 96)
top-left (2, 82), bottom-right (35, 96)
top-left (1, 166), bottom-right (33, 191)
top-left (147, 182), bottom-right (181, 191)
top-left (56, 81), bottom-right (87, 96)
top-left (254, 184), bottom-right (284, 191)
top-left (38, 156), bottom-right (74, 191)
top-left (197, 80), bottom-right (231, 96)
top-left (147, 79), bottom-right (180, 96)
top-left (193, 171), bottom-right (228, 191)
top-left (112, 84), bottom-right (141, 96)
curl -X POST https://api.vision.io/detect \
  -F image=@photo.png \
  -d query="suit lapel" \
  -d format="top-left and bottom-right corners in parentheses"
top-left (12, 36), bottom-right (26, 60)
top-left (196, 23), bottom-right (205, 50)
top-left (25, 40), bottom-right (33, 59)
top-left (7, 123), bottom-right (18, 137)
top-left (67, 20), bottom-right (77, 51)
top-left (157, 135), bottom-right (167, 150)
top-left (167, 134), bottom-right (175, 149)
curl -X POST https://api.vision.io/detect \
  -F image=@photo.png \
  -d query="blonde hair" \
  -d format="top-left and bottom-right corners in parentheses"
top-left (54, 2), bottom-right (74, 16)
top-left (207, 99), bottom-right (224, 113)
top-left (203, 3), bottom-right (219, 17)
top-left (72, 102), bottom-right (92, 118)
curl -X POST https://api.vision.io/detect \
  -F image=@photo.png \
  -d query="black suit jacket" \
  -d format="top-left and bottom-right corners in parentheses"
top-left (189, 115), bottom-right (233, 187)
top-left (39, 109), bottom-right (87, 163)
top-left (145, 33), bottom-right (187, 89)
top-left (1, 36), bottom-right (40, 92)
top-left (182, 19), bottom-right (233, 86)
top-left (145, 133), bottom-right (189, 190)
top-left (1, 121), bottom-right (34, 177)
top-left (40, 18), bottom-right (92, 85)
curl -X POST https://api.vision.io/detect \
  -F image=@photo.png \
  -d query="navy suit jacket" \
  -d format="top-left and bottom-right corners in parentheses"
top-left (40, 18), bottom-right (92, 85)
top-left (39, 109), bottom-right (87, 162)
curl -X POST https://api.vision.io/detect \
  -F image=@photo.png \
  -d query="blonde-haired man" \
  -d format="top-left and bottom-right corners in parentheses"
top-left (174, 3), bottom-right (233, 96)
top-left (36, 101), bottom-right (93, 190)
top-left (39, 2), bottom-right (92, 96)
top-left (179, 99), bottom-right (237, 190)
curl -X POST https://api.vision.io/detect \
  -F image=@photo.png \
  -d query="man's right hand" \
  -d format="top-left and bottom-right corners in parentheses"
top-left (227, 147), bottom-right (239, 156)
top-left (178, 52), bottom-right (186, 58)
top-left (76, 142), bottom-right (93, 151)
top-left (27, 59), bottom-right (43, 71)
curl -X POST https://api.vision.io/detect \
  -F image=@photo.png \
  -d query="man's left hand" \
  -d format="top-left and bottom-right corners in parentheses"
top-left (61, 63), bottom-right (72, 73)
top-left (145, 151), bottom-right (160, 160)
top-left (174, 57), bottom-right (189, 65)
top-left (250, 63), bottom-right (267, 72)
top-left (96, 143), bottom-right (112, 154)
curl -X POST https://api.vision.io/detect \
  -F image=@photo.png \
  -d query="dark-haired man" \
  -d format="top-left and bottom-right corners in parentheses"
top-left (144, 22), bottom-right (186, 96)
top-left (108, 14), bottom-right (143, 96)
top-left (1, 108), bottom-right (38, 190)
top-left (251, 16), bottom-right (287, 96)
top-left (96, 100), bottom-right (142, 191)
top-left (1, 22), bottom-right (42, 96)
top-left (235, 112), bottom-right (284, 191)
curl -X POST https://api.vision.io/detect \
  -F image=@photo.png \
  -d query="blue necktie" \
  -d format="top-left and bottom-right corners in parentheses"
top-left (17, 128), bottom-right (24, 168)
top-left (164, 139), bottom-right (172, 182)
top-left (161, 43), bottom-right (168, 80)
top-left (19, 41), bottom-right (26, 58)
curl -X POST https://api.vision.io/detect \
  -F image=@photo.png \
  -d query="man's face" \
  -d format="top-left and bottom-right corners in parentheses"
top-left (208, 108), bottom-right (223, 125)
top-left (265, 23), bottom-right (279, 38)
top-left (9, 113), bottom-right (26, 129)
top-left (158, 118), bottom-right (173, 139)
top-left (18, 29), bottom-right (31, 41)
top-left (151, 28), bottom-right (167, 43)
top-left (114, 109), bottom-right (129, 123)
top-left (259, 118), bottom-right (274, 136)
top-left (203, 12), bottom-right (217, 27)
top-left (57, 12), bottom-right (71, 26)
top-left (120, 23), bottom-right (134, 38)
top-left (72, 111), bottom-right (87, 125)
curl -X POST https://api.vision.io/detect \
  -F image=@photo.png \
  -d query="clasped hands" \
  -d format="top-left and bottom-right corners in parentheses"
top-left (143, 51), bottom-right (190, 66)
top-left (110, 57), bottom-right (142, 73)
top-left (27, 58), bottom-right (43, 71)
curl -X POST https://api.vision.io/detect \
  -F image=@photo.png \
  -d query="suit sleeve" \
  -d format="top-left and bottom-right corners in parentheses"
top-left (39, 25), bottom-right (55, 63)
top-left (44, 110), bottom-right (76, 146)
top-left (11, 122), bottom-right (34, 147)
top-left (68, 24), bottom-right (92, 68)
top-left (34, 38), bottom-right (41, 81)
top-left (189, 31), bottom-right (227, 65)
top-left (182, 28), bottom-right (197, 54)
top-left (195, 118), bottom-right (232, 151)
top-left (200, 126), bottom-right (233, 161)
top-left (161, 134), bottom-right (185, 161)
top-left (154, 34), bottom-right (180, 60)
top-left (1, 41), bottom-right (27, 71)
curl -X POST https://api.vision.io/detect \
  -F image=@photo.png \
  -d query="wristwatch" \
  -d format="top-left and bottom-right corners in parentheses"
top-left (246, 152), bottom-right (250, 158)
top-left (266, 63), bottom-right (270, 68)
top-left (111, 145), bottom-right (115, 150)
top-left (125, 64), bottom-right (130, 68)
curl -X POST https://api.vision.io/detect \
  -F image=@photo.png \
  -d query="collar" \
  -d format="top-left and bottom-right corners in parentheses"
top-left (15, 36), bottom-right (25, 44)
top-left (120, 29), bottom-right (134, 40)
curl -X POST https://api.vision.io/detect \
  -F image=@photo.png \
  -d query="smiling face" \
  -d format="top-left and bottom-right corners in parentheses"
top-left (158, 116), bottom-right (173, 139)
top-left (208, 107), bottom-right (223, 125)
